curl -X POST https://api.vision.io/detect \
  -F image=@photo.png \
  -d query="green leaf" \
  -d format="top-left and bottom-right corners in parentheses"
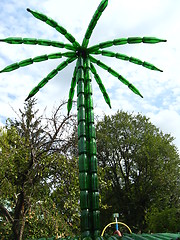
top-left (142, 37), bottom-right (167, 43)
top-left (25, 57), bottom-right (76, 101)
top-left (82, 0), bottom-right (108, 48)
top-left (0, 63), bottom-right (19, 73)
top-left (90, 55), bottom-right (143, 97)
top-left (27, 8), bottom-right (80, 48)
top-left (67, 67), bottom-right (77, 115)
top-left (92, 50), bottom-right (163, 72)
top-left (90, 63), bottom-right (111, 108)
top-left (88, 36), bottom-right (166, 53)
top-left (128, 83), bottom-right (143, 98)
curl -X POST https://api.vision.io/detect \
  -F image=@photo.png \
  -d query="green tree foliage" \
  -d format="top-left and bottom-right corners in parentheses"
top-left (0, 99), bottom-right (78, 240)
top-left (96, 110), bottom-right (180, 232)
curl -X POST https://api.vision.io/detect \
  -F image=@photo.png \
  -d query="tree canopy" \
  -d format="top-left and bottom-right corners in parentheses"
top-left (96, 110), bottom-right (180, 232)
top-left (0, 99), bottom-right (79, 240)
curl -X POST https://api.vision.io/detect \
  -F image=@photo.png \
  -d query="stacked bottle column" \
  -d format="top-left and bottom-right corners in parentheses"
top-left (77, 57), bottom-right (90, 237)
top-left (84, 57), bottom-right (100, 237)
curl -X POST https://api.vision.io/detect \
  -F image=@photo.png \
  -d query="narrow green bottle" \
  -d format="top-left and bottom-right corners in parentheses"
top-left (23, 38), bottom-right (38, 45)
top-left (80, 191), bottom-right (90, 209)
top-left (92, 192), bottom-right (99, 210)
top-left (90, 156), bottom-right (97, 173)
top-left (128, 37), bottom-right (142, 44)
top-left (143, 37), bottom-right (167, 43)
top-left (79, 172), bottom-right (89, 190)
top-left (19, 58), bottom-right (33, 67)
top-left (113, 38), bottom-right (127, 45)
top-left (99, 40), bottom-right (113, 49)
top-left (79, 154), bottom-right (88, 172)
top-left (0, 63), bottom-right (19, 73)
top-left (0, 37), bottom-right (23, 44)
top-left (33, 54), bottom-right (48, 62)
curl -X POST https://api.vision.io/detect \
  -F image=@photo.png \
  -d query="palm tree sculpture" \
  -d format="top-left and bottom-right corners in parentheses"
top-left (0, 0), bottom-right (166, 238)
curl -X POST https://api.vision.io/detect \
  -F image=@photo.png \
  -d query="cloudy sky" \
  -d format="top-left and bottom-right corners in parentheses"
top-left (0, 0), bottom-right (180, 152)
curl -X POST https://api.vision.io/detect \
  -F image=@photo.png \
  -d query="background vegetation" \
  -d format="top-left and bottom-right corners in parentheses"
top-left (0, 100), bottom-right (179, 239)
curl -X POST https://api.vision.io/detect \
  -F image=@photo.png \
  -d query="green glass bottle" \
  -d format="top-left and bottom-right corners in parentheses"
top-left (51, 41), bottom-right (65, 48)
top-left (23, 38), bottom-right (38, 45)
top-left (88, 44), bottom-right (99, 53)
top-left (118, 75), bottom-right (129, 85)
top-left (46, 18), bottom-right (57, 28)
top-left (89, 139), bottom-right (97, 155)
top-left (92, 192), bottom-right (99, 210)
top-left (143, 37), bottom-right (166, 43)
top-left (37, 78), bottom-right (48, 88)
top-left (56, 25), bottom-right (67, 35)
top-left (78, 137), bottom-right (87, 154)
top-left (97, 0), bottom-right (108, 12)
top-left (89, 124), bottom-right (96, 139)
top-left (77, 80), bottom-right (85, 95)
top-left (87, 109), bottom-right (94, 123)
top-left (65, 33), bottom-right (76, 44)
top-left (27, 8), bottom-right (47, 21)
top-left (79, 154), bottom-right (88, 172)
top-left (85, 27), bottom-right (93, 40)
top-left (91, 173), bottom-right (98, 191)
top-left (0, 37), bottom-right (23, 44)
top-left (102, 50), bottom-right (115, 57)
top-left (143, 61), bottom-right (162, 72)
top-left (80, 190), bottom-right (90, 209)
top-left (0, 63), bottom-right (19, 73)
top-left (47, 69), bottom-right (58, 80)
top-left (96, 60), bottom-right (109, 71)
top-left (93, 210), bottom-right (100, 230)
top-left (86, 97), bottom-right (93, 109)
top-left (116, 53), bottom-right (129, 61)
top-left (57, 61), bottom-right (68, 71)
top-left (33, 54), bottom-right (48, 62)
top-left (86, 83), bottom-right (93, 95)
top-left (78, 121), bottom-right (86, 138)
top-left (77, 93), bottom-right (85, 109)
top-left (128, 37), bottom-right (142, 44)
top-left (108, 68), bottom-right (119, 78)
top-left (113, 38), bottom-right (127, 45)
top-left (99, 40), bottom-right (113, 49)
top-left (77, 68), bottom-right (84, 80)
top-left (129, 57), bottom-right (142, 65)
top-left (90, 156), bottom-right (97, 173)
top-left (79, 172), bottom-right (89, 190)
top-left (81, 209), bottom-right (90, 230)
top-left (19, 58), bottom-right (33, 67)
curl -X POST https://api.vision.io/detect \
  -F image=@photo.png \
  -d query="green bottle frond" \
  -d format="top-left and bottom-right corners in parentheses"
top-left (82, 0), bottom-right (108, 48)
top-left (25, 57), bottom-right (76, 101)
top-left (27, 8), bottom-right (80, 48)
top-left (90, 63), bottom-right (111, 108)
top-left (0, 37), bottom-right (76, 51)
top-left (0, 52), bottom-right (76, 73)
top-left (67, 67), bottom-right (77, 115)
top-left (89, 55), bottom-right (143, 98)
top-left (142, 37), bottom-right (167, 43)
top-left (92, 50), bottom-right (163, 72)
top-left (88, 37), bottom-right (166, 53)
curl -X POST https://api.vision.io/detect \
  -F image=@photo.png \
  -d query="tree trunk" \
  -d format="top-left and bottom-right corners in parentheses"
top-left (12, 191), bottom-right (26, 240)
top-left (77, 56), bottom-right (100, 238)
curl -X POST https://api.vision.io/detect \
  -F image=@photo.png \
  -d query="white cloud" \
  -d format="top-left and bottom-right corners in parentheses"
top-left (0, 0), bottom-right (180, 153)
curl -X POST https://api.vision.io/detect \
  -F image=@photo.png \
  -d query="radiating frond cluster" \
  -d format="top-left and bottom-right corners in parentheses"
top-left (0, 0), bottom-right (166, 114)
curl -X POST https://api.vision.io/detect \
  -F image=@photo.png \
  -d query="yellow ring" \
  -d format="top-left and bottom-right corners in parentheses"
top-left (101, 221), bottom-right (132, 236)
